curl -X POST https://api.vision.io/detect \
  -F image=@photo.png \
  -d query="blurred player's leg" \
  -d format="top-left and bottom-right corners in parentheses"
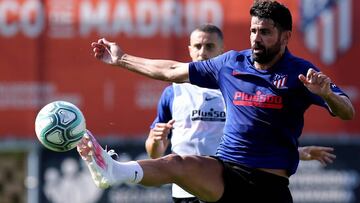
top-left (138, 154), bottom-right (224, 201)
top-left (78, 130), bottom-right (224, 202)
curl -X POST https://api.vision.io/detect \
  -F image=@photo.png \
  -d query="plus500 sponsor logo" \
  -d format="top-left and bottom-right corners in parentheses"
top-left (191, 109), bottom-right (226, 121)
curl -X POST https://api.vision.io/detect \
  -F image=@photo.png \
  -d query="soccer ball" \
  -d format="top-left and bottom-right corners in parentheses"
top-left (35, 101), bottom-right (86, 152)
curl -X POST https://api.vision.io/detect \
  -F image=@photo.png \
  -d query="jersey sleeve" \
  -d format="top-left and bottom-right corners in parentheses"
top-left (150, 85), bottom-right (174, 129)
top-left (188, 50), bottom-right (235, 89)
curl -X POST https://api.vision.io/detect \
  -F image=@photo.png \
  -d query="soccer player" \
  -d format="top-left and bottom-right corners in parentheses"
top-left (146, 24), bottom-right (336, 203)
top-left (79, 1), bottom-right (354, 202)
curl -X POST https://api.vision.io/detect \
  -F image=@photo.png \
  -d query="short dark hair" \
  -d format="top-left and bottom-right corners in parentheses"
top-left (195, 24), bottom-right (224, 41)
top-left (250, 0), bottom-right (292, 31)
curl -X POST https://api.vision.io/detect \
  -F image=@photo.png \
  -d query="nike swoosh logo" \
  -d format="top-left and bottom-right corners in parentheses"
top-left (133, 171), bottom-right (138, 182)
top-left (205, 97), bottom-right (217, 101)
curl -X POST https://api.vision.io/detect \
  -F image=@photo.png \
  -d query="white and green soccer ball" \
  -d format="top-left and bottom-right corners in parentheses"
top-left (35, 101), bottom-right (86, 152)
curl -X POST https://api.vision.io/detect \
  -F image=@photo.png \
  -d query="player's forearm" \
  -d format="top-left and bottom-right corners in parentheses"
top-left (145, 139), bottom-right (166, 159)
top-left (117, 54), bottom-right (189, 83)
top-left (322, 92), bottom-right (355, 120)
top-left (145, 131), bottom-right (167, 159)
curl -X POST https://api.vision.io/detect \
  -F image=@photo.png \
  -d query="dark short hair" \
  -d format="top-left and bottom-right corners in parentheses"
top-left (250, 0), bottom-right (292, 31)
top-left (195, 24), bottom-right (224, 41)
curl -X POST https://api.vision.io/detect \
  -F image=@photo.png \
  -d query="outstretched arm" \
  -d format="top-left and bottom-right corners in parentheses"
top-left (298, 146), bottom-right (336, 166)
top-left (298, 68), bottom-right (355, 120)
top-left (92, 38), bottom-right (190, 83)
top-left (145, 120), bottom-right (175, 159)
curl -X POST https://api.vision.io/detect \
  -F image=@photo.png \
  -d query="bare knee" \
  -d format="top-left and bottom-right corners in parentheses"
top-left (157, 154), bottom-right (202, 178)
top-left (160, 154), bottom-right (188, 177)
top-left (160, 154), bottom-right (224, 201)
top-left (139, 154), bottom-right (188, 186)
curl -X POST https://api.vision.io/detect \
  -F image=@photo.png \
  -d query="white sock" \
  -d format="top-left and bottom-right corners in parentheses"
top-left (111, 161), bottom-right (144, 184)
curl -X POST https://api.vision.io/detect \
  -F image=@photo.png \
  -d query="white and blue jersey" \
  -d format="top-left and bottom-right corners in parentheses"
top-left (189, 49), bottom-right (347, 175)
top-left (150, 83), bottom-right (226, 198)
top-left (151, 83), bottom-right (225, 156)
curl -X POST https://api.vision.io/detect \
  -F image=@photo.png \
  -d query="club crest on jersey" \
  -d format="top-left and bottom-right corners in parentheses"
top-left (272, 74), bottom-right (288, 89)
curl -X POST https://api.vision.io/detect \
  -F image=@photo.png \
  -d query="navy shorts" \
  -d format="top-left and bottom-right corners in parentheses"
top-left (211, 157), bottom-right (293, 203)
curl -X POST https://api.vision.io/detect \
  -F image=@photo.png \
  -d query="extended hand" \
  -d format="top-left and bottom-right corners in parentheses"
top-left (91, 38), bottom-right (124, 65)
top-left (299, 146), bottom-right (336, 166)
top-left (298, 68), bottom-right (332, 98)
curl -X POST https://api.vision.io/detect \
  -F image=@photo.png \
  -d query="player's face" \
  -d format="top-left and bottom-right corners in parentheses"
top-left (188, 31), bottom-right (224, 62)
top-left (250, 17), bottom-right (289, 64)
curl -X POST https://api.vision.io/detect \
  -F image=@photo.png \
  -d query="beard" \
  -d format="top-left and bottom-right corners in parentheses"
top-left (251, 39), bottom-right (282, 64)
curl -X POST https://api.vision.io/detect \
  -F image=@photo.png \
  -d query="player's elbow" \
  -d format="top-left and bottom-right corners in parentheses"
top-left (338, 106), bottom-right (355, 120)
top-left (166, 74), bottom-right (188, 83)
top-left (342, 109), bottom-right (355, 120)
top-left (164, 63), bottom-right (189, 83)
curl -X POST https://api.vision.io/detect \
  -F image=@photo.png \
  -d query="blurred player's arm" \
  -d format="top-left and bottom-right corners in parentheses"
top-left (92, 38), bottom-right (189, 83)
top-left (145, 120), bottom-right (175, 159)
top-left (298, 146), bottom-right (336, 166)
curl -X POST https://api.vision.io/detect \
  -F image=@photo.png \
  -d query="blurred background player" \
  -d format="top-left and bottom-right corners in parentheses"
top-left (145, 24), bottom-right (336, 203)
top-left (145, 24), bottom-right (226, 203)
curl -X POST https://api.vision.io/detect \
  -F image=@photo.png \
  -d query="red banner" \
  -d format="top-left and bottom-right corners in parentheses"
top-left (0, 0), bottom-right (359, 137)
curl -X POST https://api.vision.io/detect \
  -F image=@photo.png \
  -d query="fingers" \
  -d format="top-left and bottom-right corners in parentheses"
top-left (298, 74), bottom-right (307, 84)
top-left (322, 151), bottom-right (336, 161)
top-left (299, 68), bottom-right (331, 87)
top-left (313, 73), bottom-right (331, 88)
top-left (299, 68), bottom-right (317, 84)
top-left (318, 146), bottom-right (334, 151)
top-left (96, 38), bottom-right (115, 48)
top-left (327, 152), bottom-right (336, 159)
top-left (323, 156), bottom-right (334, 164)
top-left (99, 38), bottom-right (112, 45)
top-left (91, 38), bottom-right (124, 65)
top-left (319, 159), bottom-right (326, 166)
top-left (152, 128), bottom-right (169, 138)
top-left (91, 42), bottom-right (107, 50)
top-left (318, 156), bottom-right (334, 167)
top-left (154, 122), bottom-right (173, 131)
top-left (166, 119), bottom-right (175, 128)
top-left (153, 136), bottom-right (164, 141)
top-left (306, 68), bottom-right (316, 81)
top-left (91, 42), bottom-right (106, 59)
top-left (311, 146), bottom-right (334, 152)
top-left (168, 119), bottom-right (176, 124)
top-left (313, 146), bottom-right (336, 158)
top-left (91, 38), bottom-right (112, 58)
top-left (315, 148), bottom-right (336, 166)
top-left (151, 121), bottom-right (173, 141)
top-left (302, 146), bottom-right (337, 166)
